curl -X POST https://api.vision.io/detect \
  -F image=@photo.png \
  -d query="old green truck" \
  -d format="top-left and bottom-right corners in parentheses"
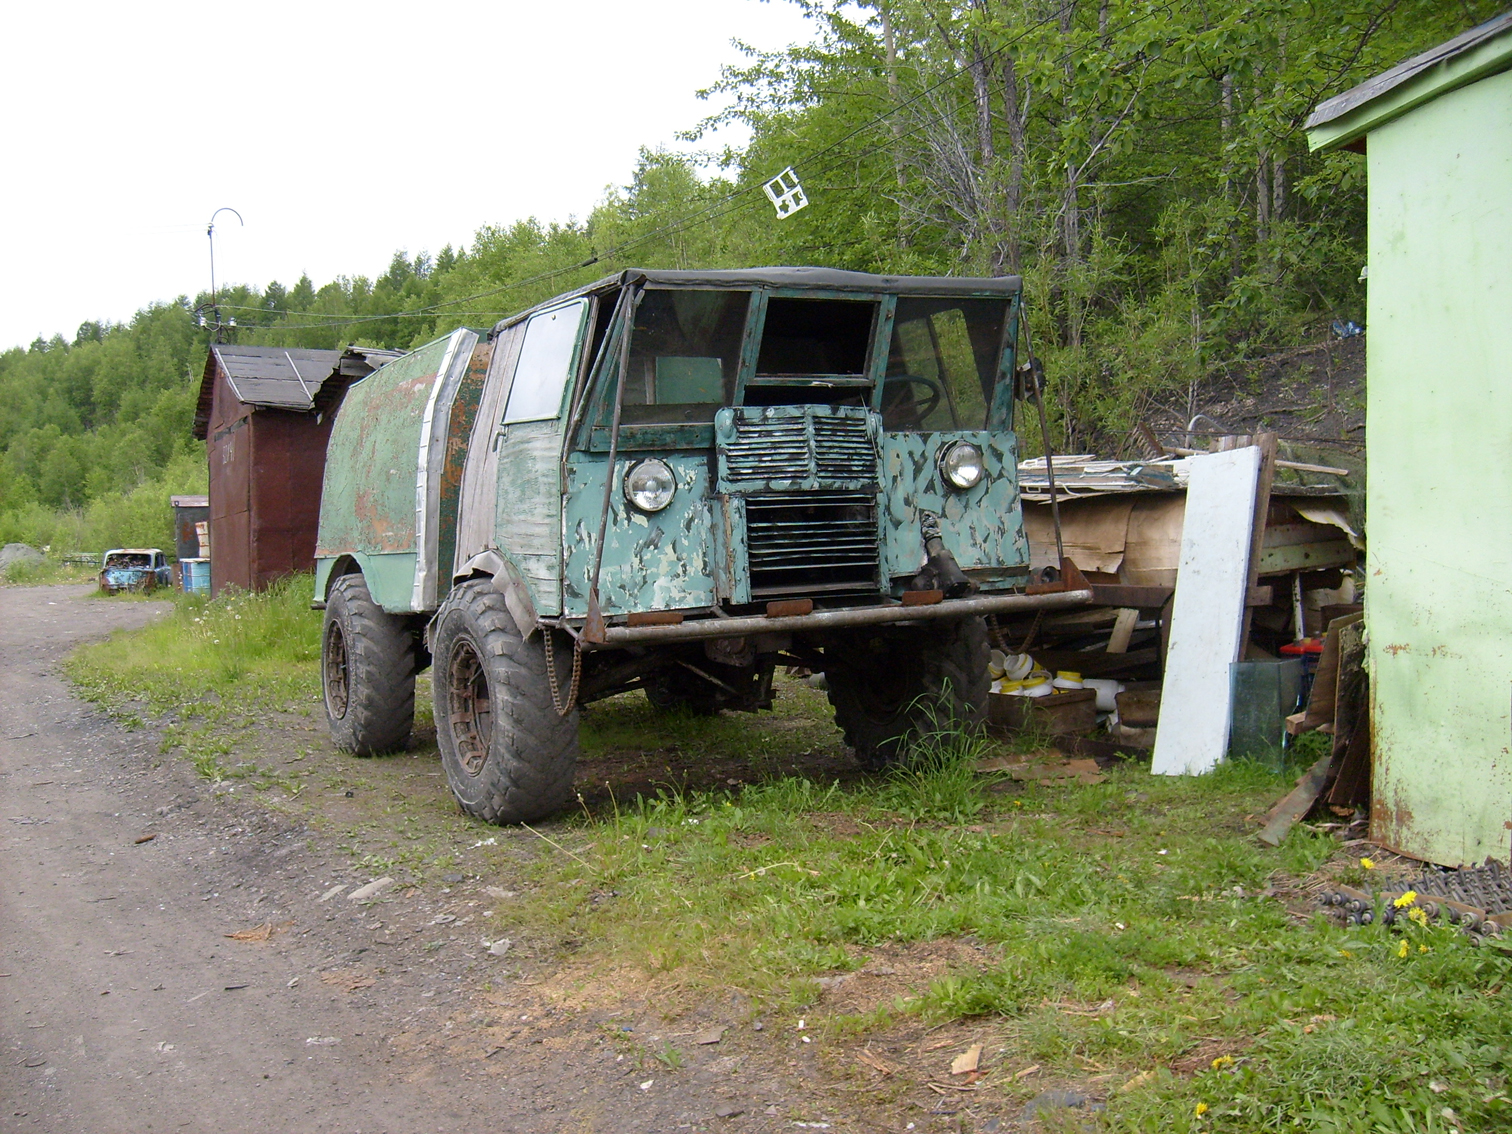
top-left (314, 267), bottom-right (1089, 823)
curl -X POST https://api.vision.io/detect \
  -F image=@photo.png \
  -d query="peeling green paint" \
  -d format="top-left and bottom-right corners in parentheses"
top-left (562, 453), bottom-right (716, 616)
top-left (315, 329), bottom-right (475, 611)
top-left (493, 419), bottom-right (569, 615)
top-left (880, 432), bottom-right (1029, 587)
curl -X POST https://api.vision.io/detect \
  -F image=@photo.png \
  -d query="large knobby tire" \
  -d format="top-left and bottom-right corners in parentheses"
top-left (825, 616), bottom-right (990, 770)
top-left (322, 573), bottom-right (416, 756)
top-left (432, 579), bottom-right (579, 824)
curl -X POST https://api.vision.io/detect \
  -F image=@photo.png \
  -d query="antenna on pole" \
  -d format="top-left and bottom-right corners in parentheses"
top-left (207, 207), bottom-right (244, 342)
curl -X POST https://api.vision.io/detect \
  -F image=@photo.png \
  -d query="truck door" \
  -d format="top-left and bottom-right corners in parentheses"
top-left (455, 299), bottom-right (590, 615)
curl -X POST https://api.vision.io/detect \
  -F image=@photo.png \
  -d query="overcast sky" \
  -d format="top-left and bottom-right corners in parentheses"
top-left (0, 0), bottom-right (816, 352)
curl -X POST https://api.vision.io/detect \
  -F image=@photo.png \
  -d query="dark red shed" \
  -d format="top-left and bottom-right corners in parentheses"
top-left (193, 344), bottom-right (397, 596)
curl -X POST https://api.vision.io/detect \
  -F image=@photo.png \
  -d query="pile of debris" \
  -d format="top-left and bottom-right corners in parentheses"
top-left (1319, 860), bottom-right (1512, 946)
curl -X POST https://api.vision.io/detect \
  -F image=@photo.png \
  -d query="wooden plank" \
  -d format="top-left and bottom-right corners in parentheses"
top-left (1152, 447), bottom-right (1263, 776)
top-left (1106, 608), bottom-right (1139, 654)
top-left (1256, 541), bottom-right (1357, 575)
top-left (1239, 433), bottom-right (1277, 648)
top-left (1087, 583), bottom-right (1172, 609)
top-left (1259, 753), bottom-right (1334, 846)
top-left (1027, 647), bottom-right (1160, 678)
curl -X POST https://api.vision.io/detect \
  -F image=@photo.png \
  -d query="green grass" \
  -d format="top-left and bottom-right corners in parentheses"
top-left (1, 554), bottom-right (99, 586)
top-left (58, 579), bottom-right (1512, 1131)
top-left (67, 574), bottom-right (322, 784)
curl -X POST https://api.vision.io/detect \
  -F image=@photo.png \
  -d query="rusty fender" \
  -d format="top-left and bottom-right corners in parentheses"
top-left (575, 589), bottom-right (1092, 649)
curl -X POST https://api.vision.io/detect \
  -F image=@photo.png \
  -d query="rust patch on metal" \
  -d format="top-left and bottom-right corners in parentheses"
top-left (627, 610), bottom-right (685, 627)
top-left (766, 598), bottom-right (813, 618)
top-left (1384, 643), bottom-right (1410, 655)
top-left (901, 589), bottom-right (944, 606)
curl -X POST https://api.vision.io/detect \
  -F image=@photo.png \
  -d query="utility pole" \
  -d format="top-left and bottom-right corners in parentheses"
top-left (206, 207), bottom-right (244, 342)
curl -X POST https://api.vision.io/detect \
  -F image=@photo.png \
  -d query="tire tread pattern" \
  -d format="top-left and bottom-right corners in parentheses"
top-left (324, 573), bottom-right (416, 756)
top-left (433, 580), bottom-right (578, 824)
top-left (826, 616), bottom-right (990, 768)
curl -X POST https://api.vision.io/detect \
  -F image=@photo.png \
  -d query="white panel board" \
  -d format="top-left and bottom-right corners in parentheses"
top-left (1151, 447), bottom-right (1262, 776)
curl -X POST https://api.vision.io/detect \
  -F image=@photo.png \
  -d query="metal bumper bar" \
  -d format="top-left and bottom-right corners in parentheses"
top-left (587, 588), bottom-right (1093, 648)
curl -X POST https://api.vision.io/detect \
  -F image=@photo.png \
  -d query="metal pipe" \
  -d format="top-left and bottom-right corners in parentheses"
top-left (582, 588), bottom-right (1094, 648)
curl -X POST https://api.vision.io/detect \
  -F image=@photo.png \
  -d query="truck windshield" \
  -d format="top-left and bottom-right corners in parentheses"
top-left (882, 296), bottom-right (1009, 432)
top-left (620, 289), bottom-right (749, 424)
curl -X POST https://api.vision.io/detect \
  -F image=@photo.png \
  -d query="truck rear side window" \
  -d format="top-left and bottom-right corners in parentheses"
top-left (503, 299), bottom-right (589, 424)
top-left (883, 297), bottom-right (1008, 431)
top-left (620, 289), bottom-right (749, 424)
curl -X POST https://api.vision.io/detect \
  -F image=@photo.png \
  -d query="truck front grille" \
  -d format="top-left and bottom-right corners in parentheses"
top-left (746, 493), bottom-right (878, 596)
top-left (719, 407), bottom-right (876, 490)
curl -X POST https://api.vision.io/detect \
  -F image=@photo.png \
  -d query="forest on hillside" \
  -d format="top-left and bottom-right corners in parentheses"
top-left (1, 0), bottom-right (1496, 553)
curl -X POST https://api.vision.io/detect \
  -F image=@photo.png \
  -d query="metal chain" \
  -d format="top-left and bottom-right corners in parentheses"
top-left (1017, 610), bottom-right (1043, 655)
top-left (543, 626), bottom-right (583, 717)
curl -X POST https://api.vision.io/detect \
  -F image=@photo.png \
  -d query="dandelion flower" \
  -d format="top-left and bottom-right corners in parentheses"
top-left (1339, 949), bottom-right (1354, 958)
top-left (1419, 944), bottom-right (1430, 953)
top-left (1360, 857), bottom-right (1376, 870)
top-left (1408, 907), bottom-right (1430, 927)
top-left (1195, 1102), bottom-right (1209, 1117)
top-left (1393, 890), bottom-right (1417, 908)
top-left (1397, 939), bottom-right (1409, 959)
top-left (1211, 1055), bottom-right (1235, 1070)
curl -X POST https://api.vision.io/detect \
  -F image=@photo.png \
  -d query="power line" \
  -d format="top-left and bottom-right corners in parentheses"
top-left (211, 4), bottom-right (1173, 336)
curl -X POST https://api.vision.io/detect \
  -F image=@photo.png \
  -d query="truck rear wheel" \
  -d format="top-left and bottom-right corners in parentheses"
top-left (322, 573), bottom-right (417, 755)
top-left (825, 615), bottom-right (990, 770)
top-left (432, 579), bottom-right (578, 824)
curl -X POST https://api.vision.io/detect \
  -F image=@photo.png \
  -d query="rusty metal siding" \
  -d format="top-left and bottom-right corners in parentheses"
top-left (248, 408), bottom-right (335, 590)
top-left (437, 341), bottom-right (493, 593)
top-left (207, 367), bottom-right (252, 596)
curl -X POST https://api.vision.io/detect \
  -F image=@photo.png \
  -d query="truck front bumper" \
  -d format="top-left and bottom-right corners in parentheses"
top-left (584, 587), bottom-right (1093, 648)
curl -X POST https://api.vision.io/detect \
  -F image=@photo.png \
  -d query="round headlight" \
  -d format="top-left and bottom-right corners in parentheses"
top-left (625, 458), bottom-right (676, 512)
top-left (939, 441), bottom-right (985, 490)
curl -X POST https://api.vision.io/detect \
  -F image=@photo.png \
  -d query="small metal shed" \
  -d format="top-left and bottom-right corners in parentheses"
top-left (193, 344), bottom-right (399, 596)
top-left (1306, 12), bottom-right (1512, 866)
top-left (169, 494), bottom-right (209, 561)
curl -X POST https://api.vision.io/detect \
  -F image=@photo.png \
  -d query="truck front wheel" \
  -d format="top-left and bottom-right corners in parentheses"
top-left (431, 579), bottom-right (578, 824)
top-left (824, 616), bottom-right (990, 770)
top-left (322, 573), bottom-right (416, 755)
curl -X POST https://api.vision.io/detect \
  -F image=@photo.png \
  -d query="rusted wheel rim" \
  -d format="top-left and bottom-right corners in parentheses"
top-left (448, 638), bottom-right (492, 777)
top-left (324, 621), bottom-right (350, 719)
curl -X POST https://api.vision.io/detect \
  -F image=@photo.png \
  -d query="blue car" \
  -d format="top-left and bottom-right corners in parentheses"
top-left (99, 548), bottom-right (172, 594)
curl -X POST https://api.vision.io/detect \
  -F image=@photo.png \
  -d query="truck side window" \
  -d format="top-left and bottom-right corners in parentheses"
top-left (620, 289), bottom-right (748, 424)
top-left (503, 299), bottom-right (589, 424)
top-left (883, 297), bottom-right (1007, 432)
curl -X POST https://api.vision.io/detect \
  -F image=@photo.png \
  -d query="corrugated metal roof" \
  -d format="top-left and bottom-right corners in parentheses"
top-left (1305, 11), bottom-right (1512, 136)
top-left (193, 344), bottom-right (399, 439)
top-left (211, 345), bottom-right (343, 411)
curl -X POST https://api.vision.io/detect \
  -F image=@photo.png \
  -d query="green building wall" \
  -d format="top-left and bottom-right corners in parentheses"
top-left (1364, 66), bottom-right (1512, 864)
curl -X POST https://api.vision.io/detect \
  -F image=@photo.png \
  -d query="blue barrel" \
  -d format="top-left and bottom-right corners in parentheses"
top-left (181, 558), bottom-right (211, 595)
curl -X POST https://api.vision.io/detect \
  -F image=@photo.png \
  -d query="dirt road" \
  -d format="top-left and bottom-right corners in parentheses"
top-left (0, 587), bottom-right (874, 1133)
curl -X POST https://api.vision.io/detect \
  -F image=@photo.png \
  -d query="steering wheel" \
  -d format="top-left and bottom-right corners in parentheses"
top-left (883, 373), bottom-right (946, 423)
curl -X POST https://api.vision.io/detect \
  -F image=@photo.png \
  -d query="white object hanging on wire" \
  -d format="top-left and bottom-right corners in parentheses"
top-left (762, 167), bottom-right (809, 219)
